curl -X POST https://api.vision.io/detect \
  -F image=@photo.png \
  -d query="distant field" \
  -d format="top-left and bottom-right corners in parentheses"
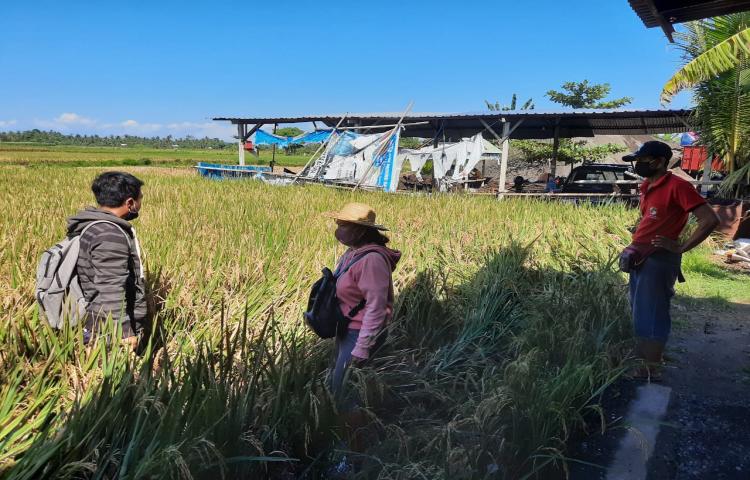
top-left (0, 143), bottom-right (310, 167)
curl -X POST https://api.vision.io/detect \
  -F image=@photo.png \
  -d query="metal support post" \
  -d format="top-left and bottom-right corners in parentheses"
top-left (479, 118), bottom-right (523, 198)
top-left (550, 120), bottom-right (560, 179)
top-left (271, 123), bottom-right (278, 172)
top-left (237, 123), bottom-right (246, 166)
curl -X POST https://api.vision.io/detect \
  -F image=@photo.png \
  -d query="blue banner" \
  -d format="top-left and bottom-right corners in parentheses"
top-left (373, 131), bottom-right (400, 192)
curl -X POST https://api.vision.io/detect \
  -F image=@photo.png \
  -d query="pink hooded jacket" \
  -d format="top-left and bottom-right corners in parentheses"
top-left (335, 244), bottom-right (401, 359)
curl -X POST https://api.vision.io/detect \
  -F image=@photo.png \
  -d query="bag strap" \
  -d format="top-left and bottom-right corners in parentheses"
top-left (78, 220), bottom-right (140, 278)
top-left (334, 250), bottom-right (386, 279)
top-left (79, 220), bottom-right (132, 248)
top-left (347, 299), bottom-right (367, 318)
top-left (333, 251), bottom-right (358, 278)
top-left (334, 250), bottom-right (389, 318)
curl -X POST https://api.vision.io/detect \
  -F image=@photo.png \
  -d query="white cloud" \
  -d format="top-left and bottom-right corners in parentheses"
top-left (56, 112), bottom-right (95, 125)
top-left (34, 112), bottom-right (97, 131)
top-left (164, 121), bottom-right (234, 139)
top-left (119, 119), bottom-right (163, 134)
top-left (0, 119), bottom-right (17, 128)
top-left (31, 113), bottom-right (234, 140)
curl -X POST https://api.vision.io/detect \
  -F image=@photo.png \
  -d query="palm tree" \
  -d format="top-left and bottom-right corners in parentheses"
top-left (662, 14), bottom-right (750, 195)
top-left (485, 94), bottom-right (534, 111)
top-left (661, 16), bottom-right (750, 103)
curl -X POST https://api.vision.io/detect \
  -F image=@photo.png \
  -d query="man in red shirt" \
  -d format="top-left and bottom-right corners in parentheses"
top-left (620, 141), bottom-right (719, 378)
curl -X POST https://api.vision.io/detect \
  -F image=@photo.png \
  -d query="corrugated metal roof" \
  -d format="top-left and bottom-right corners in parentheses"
top-left (213, 109), bottom-right (694, 140)
top-left (629, 0), bottom-right (750, 26)
top-left (215, 108), bottom-right (686, 121)
top-left (629, 0), bottom-right (750, 40)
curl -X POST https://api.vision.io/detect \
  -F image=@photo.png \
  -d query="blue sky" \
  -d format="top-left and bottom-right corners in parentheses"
top-left (0, 0), bottom-right (692, 140)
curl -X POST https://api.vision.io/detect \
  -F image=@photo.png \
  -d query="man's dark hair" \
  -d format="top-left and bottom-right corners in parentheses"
top-left (92, 172), bottom-right (144, 207)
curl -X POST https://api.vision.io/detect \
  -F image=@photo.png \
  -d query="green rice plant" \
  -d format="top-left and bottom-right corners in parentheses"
top-left (0, 165), bottom-right (644, 478)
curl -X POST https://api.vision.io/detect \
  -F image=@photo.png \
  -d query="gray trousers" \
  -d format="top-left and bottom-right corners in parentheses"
top-left (331, 329), bottom-right (360, 398)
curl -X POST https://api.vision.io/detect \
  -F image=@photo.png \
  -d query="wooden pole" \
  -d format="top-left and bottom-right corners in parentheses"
top-left (292, 114), bottom-right (348, 184)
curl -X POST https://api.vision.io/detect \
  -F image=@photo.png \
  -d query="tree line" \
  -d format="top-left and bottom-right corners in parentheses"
top-left (0, 129), bottom-right (234, 149)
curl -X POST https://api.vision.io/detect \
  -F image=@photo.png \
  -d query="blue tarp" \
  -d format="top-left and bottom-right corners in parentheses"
top-left (330, 131), bottom-right (361, 156)
top-left (196, 162), bottom-right (271, 179)
top-left (254, 129), bottom-right (333, 147)
top-left (680, 132), bottom-right (698, 146)
top-left (255, 130), bottom-right (290, 146)
top-left (299, 130), bottom-right (333, 143)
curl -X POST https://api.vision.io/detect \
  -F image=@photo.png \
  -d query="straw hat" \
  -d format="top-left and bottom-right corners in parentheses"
top-left (324, 202), bottom-right (389, 231)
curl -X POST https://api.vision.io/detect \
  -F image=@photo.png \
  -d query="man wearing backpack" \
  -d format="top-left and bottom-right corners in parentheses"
top-left (66, 171), bottom-right (147, 347)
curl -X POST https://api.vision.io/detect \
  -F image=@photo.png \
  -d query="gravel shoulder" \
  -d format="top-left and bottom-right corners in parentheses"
top-left (568, 297), bottom-right (750, 480)
top-left (647, 299), bottom-right (750, 479)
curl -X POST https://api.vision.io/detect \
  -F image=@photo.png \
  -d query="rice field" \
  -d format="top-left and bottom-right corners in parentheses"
top-left (0, 143), bottom-right (309, 168)
top-left (0, 165), bottom-right (652, 478)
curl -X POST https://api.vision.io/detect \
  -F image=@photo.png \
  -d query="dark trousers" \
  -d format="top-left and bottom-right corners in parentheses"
top-left (629, 251), bottom-right (681, 344)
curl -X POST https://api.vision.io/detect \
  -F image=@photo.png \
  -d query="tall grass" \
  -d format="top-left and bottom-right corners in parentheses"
top-left (0, 166), bottom-right (637, 478)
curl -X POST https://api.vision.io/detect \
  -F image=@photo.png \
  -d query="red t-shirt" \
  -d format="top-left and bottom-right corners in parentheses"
top-left (632, 172), bottom-right (706, 244)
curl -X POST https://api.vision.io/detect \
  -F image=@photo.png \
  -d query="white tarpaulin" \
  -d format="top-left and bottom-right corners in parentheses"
top-left (400, 149), bottom-right (430, 173)
top-left (398, 133), bottom-right (486, 180)
top-left (305, 129), bottom-right (403, 192)
top-left (320, 133), bottom-right (380, 181)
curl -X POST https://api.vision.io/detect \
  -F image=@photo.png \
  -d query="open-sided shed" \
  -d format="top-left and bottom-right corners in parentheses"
top-left (213, 108), bottom-right (693, 191)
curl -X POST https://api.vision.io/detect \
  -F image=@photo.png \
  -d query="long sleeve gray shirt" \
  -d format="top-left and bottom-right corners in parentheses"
top-left (67, 207), bottom-right (147, 338)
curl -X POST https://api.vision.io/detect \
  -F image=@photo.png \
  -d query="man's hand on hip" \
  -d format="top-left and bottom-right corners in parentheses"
top-left (651, 235), bottom-right (681, 253)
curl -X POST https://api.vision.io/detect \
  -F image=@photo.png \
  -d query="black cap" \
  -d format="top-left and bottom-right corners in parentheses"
top-left (622, 140), bottom-right (673, 162)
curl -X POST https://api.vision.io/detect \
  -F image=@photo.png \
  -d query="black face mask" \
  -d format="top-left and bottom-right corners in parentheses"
top-left (334, 225), bottom-right (365, 246)
top-left (634, 161), bottom-right (659, 178)
top-left (123, 208), bottom-right (139, 221)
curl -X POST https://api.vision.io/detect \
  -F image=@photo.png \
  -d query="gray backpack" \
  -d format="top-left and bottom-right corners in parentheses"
top-left (35, 220), bottom-right (131, 329)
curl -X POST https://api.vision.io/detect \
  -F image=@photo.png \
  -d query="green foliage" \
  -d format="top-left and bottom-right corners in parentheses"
top-left (662, 20), bottom-right (750, 102)
top-left (546, 80), bottom-right (632, 109)
top-left (485, 93), bottom-right (535, 111)
top-left (273, 127), bottom-right (304, 138)
top-left (677, 246), bottom-right (750, 304)
top-left (0, 129), bottom-right (233, 149)
top-left (266, 128), bottom-right (307, 156)
top-left (669, 14), bottom-right (750, 194)
top-left (654, 133), bottom-right (681, 143)
top-left (510, 139), bottom-right (625, 167)
top-left (399, 137), bottom-right (423, 149)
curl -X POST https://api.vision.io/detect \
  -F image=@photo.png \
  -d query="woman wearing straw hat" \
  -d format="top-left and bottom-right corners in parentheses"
top-left (324, 202), bottom-right (402, 398)
top-left (323, 202), bottom-right (401, 475)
